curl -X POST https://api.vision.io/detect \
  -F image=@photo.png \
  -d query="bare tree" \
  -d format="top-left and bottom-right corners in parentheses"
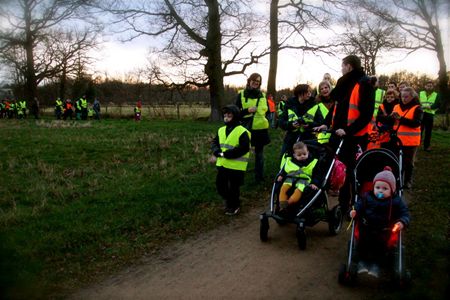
top-left (339, 14), bottom-right (415, 75)
top-left (355, 0), bottom-right (449, 116)
top-left (96, 0), bottom-right (268, 121)
top-left (267, 0), bottom-right (335, 97)
top-left (0, 0), bottom-right (96, 101)
top-left (45, 28), bottom-right (100, 99)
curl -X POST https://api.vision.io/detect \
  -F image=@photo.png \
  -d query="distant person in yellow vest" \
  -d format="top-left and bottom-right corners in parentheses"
top-left (390, 87), bottom-right (423, 189)
top-left (17, 99), bottom-right (27, 119)
top-left (79, 95), bottom-right (88, 120)
top-left (210, 105), bottom-right (251, 215)
top-left (235, 73), bottom-right (270, 183)
top-left (371, 76), bottom-right (385, 116)
top-left (419, 80), bottom-right (441, 151)
top-left (134, 100), bottom-right (142, 121)
top-left (55, 97), bottom-right (64, 120)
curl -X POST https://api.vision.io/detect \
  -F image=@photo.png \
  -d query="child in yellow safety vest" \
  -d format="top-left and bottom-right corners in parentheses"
top-left (277, 141), bottom-right (324, 214)
top-left (210, 105), bottom-right (251, 216)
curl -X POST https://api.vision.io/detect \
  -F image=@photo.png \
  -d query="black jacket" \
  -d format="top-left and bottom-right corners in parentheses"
top-left (211, 120), bottom-right (250, 159)
top-left (326, 69), bottom-right (375, 136)
top-left (356, 192), bottom-right (410, 230)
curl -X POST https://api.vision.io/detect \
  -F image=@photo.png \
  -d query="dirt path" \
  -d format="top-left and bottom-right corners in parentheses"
top-left (70, 200), bottom-right (386, 300)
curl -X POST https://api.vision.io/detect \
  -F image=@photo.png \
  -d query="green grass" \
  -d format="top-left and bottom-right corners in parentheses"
top-left (0, 119), bottom-right (448, 299)
top-left (0, 119), bottom-right (228, 298)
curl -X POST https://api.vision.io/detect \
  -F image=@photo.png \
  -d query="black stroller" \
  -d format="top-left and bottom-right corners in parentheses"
top-left (259, 138), bottom-right (344, 250)
top-left (338, 144), bottom-right (411, 287)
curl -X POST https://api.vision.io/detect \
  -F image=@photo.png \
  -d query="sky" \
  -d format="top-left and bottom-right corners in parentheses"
top-left (92, 38), bottom-right (449, 90)
top-left (90, 1), bottom-right (450, 90)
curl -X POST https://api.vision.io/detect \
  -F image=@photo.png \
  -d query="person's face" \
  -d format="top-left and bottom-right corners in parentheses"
top-left (319, 84), bottom-right (330, 97)
top-left (401, 91), bottom-right (413, 104)
top-left (425, 83), bottom-right (433, 91)
top-left (249, 77), bottom-right (261, 89)
top-left (398, 84), bottom-right (407, 92)
top-left (373, 181), bottom-right (392, 199)
top-left (299, 90), bottom-right (311, 101)
top-left (223, 112), bottom-right (233, 123)
top-left (341, 62), bottom-right (352, 75)
top-left (293, 147), bottom-right (309, 161)
top-left (388, 83), bottom-right (397, 91)
top-left (385, 94), bottom-right (396, 103)
top-left (323, 73), bottom-right (331, 81)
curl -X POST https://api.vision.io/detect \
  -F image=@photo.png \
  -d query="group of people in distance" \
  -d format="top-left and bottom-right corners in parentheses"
top-left (54, 96), bottom-right (101, 120)
top-left (210, 54), bottom-right (440, 277)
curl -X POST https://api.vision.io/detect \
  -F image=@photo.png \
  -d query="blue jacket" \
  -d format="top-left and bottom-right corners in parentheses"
top-left (355, 192), bottom-right (410, 230)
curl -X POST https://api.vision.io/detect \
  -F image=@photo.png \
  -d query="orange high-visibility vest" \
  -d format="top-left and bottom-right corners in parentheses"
top-left (332, 83), bottom-right (371, 136)
top-left (393, 104), bottom-right (421, 146)
top-left (268, 96), bottom-right (276, 113)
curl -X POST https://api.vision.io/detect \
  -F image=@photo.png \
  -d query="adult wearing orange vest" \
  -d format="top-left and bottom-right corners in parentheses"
top-left (419, 80), bottom-right (441, 151)
top-left (391, 87), bottom-right (423, 189)
top-left (316, 55), bottom-right (375, 213)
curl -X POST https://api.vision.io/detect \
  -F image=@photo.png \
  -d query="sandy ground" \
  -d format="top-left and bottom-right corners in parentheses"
top-left (70, 199), bottom-right (386, 300)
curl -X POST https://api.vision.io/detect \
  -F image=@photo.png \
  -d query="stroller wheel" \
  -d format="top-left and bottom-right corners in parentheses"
top-left (394, 270), bottom-right (412, 289)
top-left (338, 263), bottom-right (357, 286)
top-left (296, 225), bottom-right (306, 250)
top-left (328, 205), bottom-right (343, 235)
top-left (259, 215), bottom-right (269, 242)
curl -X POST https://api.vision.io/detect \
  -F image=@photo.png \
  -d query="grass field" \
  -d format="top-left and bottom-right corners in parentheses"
top-left (0, 118), bottom-right (448, 299)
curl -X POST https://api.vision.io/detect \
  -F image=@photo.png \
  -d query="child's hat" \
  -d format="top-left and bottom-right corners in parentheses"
top-left (373, 166), bottom-right (396, 193)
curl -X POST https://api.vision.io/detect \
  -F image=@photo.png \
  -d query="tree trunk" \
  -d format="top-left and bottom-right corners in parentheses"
top-left (59, 65), bottom-right (67, 100)
top-left (267, 0), bottom-right (279, 99)
top-left (24, 3), bottom-right (37, 102)
top-left (205, 0), bottom-right (225, 122)
top-left (436, 42), bottom-right (449, 128)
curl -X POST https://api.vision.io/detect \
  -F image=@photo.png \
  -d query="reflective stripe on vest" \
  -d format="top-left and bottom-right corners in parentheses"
top-left (216, 125), bottom-right (251, 171)
top-left (239, 90), bottom-right (269, 130)
top-left (393, 104), bottom-right (421, 146)
top-left (419, 91), bottom-right (437, 115)
top-left (283, 157), bottom-right (318, 190)
top-left (347, 83), bottom-right (371, 136)
top-left (375, 89), bottom-right (384, 109)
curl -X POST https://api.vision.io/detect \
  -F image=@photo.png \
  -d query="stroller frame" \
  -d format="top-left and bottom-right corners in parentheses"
top-left (260, 138), bottom-right (344, 250)
top-left (339, 138), bottom-right (411, 287)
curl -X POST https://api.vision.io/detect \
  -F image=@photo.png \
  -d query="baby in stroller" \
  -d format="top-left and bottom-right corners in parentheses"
top-left (277, 141), bottom-right (322, 216)
top-left (349, 166), bottom-right (410, 278)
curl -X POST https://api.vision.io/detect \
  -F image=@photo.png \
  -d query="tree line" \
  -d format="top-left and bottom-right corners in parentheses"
top-left (1, 0), bottom-right (448, 120)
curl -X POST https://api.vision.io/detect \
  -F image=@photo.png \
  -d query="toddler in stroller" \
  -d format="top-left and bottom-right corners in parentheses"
top-left (350, 166), bottom-right (410, 278)
top-left (260, 138), bottom-right (344, 250)
top-left (339, 147), bottom-right (411, 287)
top-left (277, 141), bottom-right (321, 215)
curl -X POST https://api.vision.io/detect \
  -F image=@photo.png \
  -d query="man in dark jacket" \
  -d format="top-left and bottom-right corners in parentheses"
top-left (318, 55), bottom-right (375, 213)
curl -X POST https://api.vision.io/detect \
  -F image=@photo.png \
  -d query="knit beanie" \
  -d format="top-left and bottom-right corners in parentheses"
top-left (373, 166), bottom-right (396, 193)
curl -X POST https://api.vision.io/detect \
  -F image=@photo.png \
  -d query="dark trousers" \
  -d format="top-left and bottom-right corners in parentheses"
top-left (421, 112), bottom-right (434, 150)
top-left (254, 145), bottom-right (264, 182)
top-left (332, 135), bottom-right (368, 212)
top-left (216, 167), bottom-right (244, 210)
top-left (402, 146), bottom-right (418, 186)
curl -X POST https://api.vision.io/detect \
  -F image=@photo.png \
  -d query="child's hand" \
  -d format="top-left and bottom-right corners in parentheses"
top-left (310, 183), bottom-right (318, 190)
top-left (277, 176), bottom-right (283, 182)
top-left (349, 210), bottom-right (356, 218)
top-left (392, 221), bottom-right (404, 232)
top-left (208, 155), bottom-right (217, 164)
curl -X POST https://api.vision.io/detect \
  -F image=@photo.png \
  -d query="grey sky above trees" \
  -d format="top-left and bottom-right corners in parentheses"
top-left (0, 0), bottom-right (448, 119)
